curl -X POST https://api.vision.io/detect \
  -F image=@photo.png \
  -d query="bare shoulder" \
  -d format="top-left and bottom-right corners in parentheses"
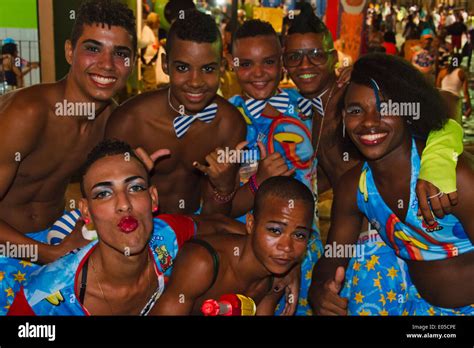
top-left (108, 89), bottom-right (167, 124)
top-left (106, 89), bottom-right (167, 136)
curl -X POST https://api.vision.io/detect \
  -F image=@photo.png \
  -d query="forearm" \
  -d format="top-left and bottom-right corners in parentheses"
top-left (200, 182), bottom-right (233, 216)
top-left (0, 220), bottom-right (60, 264)
top-left (193, 214), bottom-right (246, 236)
top-left (230, 183), bottom-right (254, 217)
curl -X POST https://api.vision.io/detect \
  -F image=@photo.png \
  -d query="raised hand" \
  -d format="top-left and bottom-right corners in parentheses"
top-left (255, 141), bottom-right (295, 185)
top-left (310, 266), bottom-right (348, 316)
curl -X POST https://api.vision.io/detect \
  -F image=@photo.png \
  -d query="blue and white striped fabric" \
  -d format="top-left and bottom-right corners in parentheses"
top-left (244, 91), bottom-right (290, 119)
top-left (297, 88), bottom-right (328, 117)
top-left (172, 103), bottom-right (218, 138)
top-left (47, 209), bottom-right (81, 245)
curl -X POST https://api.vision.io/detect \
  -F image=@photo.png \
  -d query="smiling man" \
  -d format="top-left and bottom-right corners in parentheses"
top-left (0, 0), bottom-right (137, 314)
top-left (106, 9), bottom-right (246, 216)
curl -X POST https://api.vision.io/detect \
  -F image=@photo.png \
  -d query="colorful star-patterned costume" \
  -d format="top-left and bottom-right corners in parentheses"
top-left (7, 215), bottom-right (196, 315)
top-left (342, 138), bottom-right (474, 315)
top-left (229, 89), bottom-right (323, 315)
top-left (0, 210), bottom-right (85, 315)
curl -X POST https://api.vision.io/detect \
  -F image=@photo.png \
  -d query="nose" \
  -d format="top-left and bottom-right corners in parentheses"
top-left (97, 49), bottom-right (114, 71)
top-left (276, 234), bottom-right (293, 253)
top-left (189, 69), bottom-right (204, 88)
top-left (362, 108), bottom-right (382, 128)
top-left (253, 64), bottom-right (264, 78)
top-left (299, 54), bottom-right (313, 69)
top-left (116, 191), bottom-right (132, 213)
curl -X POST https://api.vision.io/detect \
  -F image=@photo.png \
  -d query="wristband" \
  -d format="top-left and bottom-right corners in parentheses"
top-left (249, 174), bottom-right (259, 195)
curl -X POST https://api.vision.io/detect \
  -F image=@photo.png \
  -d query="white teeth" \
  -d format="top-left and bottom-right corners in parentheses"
top-left (91, 74), bottom-right (117, 84)
top-left (187, 93), bottom-right (203, 98)
top-left (299, 73), bottom-right (316, 79)
top-left (360, 133), bottom-right (387, 141)
top-left (252, 82), bottom-right (267, 86)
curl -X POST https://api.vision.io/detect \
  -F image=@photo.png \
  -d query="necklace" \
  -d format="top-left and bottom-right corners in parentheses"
top-left (313, 81), bottom-right (338, 157)
top-left (89, 252), bottom-right (153, 315)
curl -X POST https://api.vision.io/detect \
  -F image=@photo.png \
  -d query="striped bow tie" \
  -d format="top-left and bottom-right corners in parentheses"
top-left (244, 91), bottom-right (290, 119)
top-left (297, 88), bottom-right (329, 117)
top-left (173, 103), bottom-right (218, 138)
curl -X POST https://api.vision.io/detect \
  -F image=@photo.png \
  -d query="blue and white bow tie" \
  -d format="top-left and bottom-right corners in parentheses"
top-left (297, 88), bottom-right (329, 117)
top-left (244, 91), bottom-right (290, 119)
top-left (173, 103), bottom-right (218, 138)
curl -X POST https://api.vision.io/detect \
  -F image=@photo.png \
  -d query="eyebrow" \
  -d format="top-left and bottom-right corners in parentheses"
top-left (82, 39), bottom-right (132, 54)
top-left (91, 175), bottom-right (146, 190)
top-left (267, 220), bottom-right (311, 232)
top-left (172, 60), bottom-right (219, 67)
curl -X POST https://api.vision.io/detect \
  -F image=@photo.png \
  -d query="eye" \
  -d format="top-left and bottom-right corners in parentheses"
top-left (267, 226), bottom-right (282, 235)
top-left (176, 65), bottom-right (189, 72)
top-left (293, 231), bottom-right (309, 240)
top-left (86, 46), bottom-right (100, 53)
top-left (92, 190), bottom-right (111, 199)
top-left (239, 61), bottom-right (251, 68)
top-left (202, 66), bottom-right (216, 73)
top-left (345, 105), bottom-right (363, 115)
top-left (129, 184), bottom-right (146, 192)
top-left (115, 51), bottom-right (130, 59)
top-left (264, 59), bottom-right (276, 65)
top-left (287, 52), bottom-right (302, 61)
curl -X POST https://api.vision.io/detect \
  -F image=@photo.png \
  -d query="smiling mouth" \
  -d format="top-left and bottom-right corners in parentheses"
top-left (298, 73), bottom-right (318, 79)
top-left (358, 132), bottom-right (388, 145)
top-left (90, 73), bottom-right (117, 86)
top-left (184, 92), bottom-right (206, 102)
top-left (250, 81), bottom-right (270, 89)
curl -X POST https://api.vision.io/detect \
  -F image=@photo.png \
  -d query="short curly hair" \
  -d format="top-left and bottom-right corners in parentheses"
top-left (80, 139), bottom-right (148, 198)
top-left (70, 0), bottom-right (137, 52)
top-left (232, 19), bottom-right (279, 54)
top-left (165, 9), bottom-right (222, 57)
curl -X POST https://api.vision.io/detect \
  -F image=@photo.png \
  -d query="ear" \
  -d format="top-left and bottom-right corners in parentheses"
top-left (245, 213), bottom-right (255, 235)
top-left (79, 198), bottom-right (90, 222)
top-left (149, 185), bottom-right (159, 212)
top-left (161, 53), bottom-right (169, 75)
top-left (65, 40), bottom-right (74, 65)
top-left (329, 50), bottom-right (339, 71)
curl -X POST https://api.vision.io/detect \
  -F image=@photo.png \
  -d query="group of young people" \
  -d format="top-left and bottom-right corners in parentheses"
top-left (1, 0), bottom-right (472, 316)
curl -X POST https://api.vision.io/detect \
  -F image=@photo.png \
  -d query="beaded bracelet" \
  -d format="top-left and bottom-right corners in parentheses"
top-left (249, 174), bottom-right (259, 195)
top-left (211, 185), bottom-right (236, 204)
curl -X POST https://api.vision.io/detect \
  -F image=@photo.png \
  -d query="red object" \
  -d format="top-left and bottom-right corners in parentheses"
top-left (325, 0), bottom-right (339, 42)
top-left (7, 287), bottom-right (36, 316)
top-left (158, 214), bottom-right (196, 247)
top-left (382, 42), bottom-right (398, 55)
top-left (200, 294), bottom-right (255, 316)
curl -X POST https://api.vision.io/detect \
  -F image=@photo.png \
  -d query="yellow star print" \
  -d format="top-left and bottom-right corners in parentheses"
top-left (386, 290), bottom-right (397, 303)
top-left (369, 255), bottom-right (380, 266)
top-left (299, 298), bottom-right (308, 307)
top-left (354, 291), bottom-right (365, 304)
top-left (5, 288), bottom-right (14, 297)
top-left (19, 260), bottom-right (33, 268)
top-left (353, 261), bottom-right (361, 271)
top-left (352, 276), bottom-right (359, 286)
top-left (400, 282), bottom-right (406, 291)
top-left (378, 294), bottom-right (386, 307)
top-left (358, 309), bottom-right (371, 316)
top-left (387, 267), bottom-right (398, 280)
top-left (13, 270), bottom-right (26, 283)
top-left (373, 277), bottom-right (382, 290)
top-left (365, 261), bottom-right (376, 271)
top-left (0, 271), bottom-right (5, 282)
top-left (402, 309), bottom-right (409, 316)
top-left (311, 243), bottom-right (317, 252)
top-left (379, 309), bottom-right (389, 316)
top-left (305, 270), bottom-right (312, 280)
top-left (4, 302), bottom-right (11, 311)
top-left (427, 307), bottom-right (436, 316)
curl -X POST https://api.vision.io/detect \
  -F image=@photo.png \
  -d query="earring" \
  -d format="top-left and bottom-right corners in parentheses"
top-left (83, 218), bottom-right (90, 224)
top-left (153, 206), bottom-right (159, 213)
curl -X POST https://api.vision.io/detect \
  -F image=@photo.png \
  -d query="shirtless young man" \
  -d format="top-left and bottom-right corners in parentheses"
top-left (105, 10), bottom-right (248, 216)
top-left (0, 0), bottom-right (137, 313)
top-left (151, 176), bottom-right (314, 315)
